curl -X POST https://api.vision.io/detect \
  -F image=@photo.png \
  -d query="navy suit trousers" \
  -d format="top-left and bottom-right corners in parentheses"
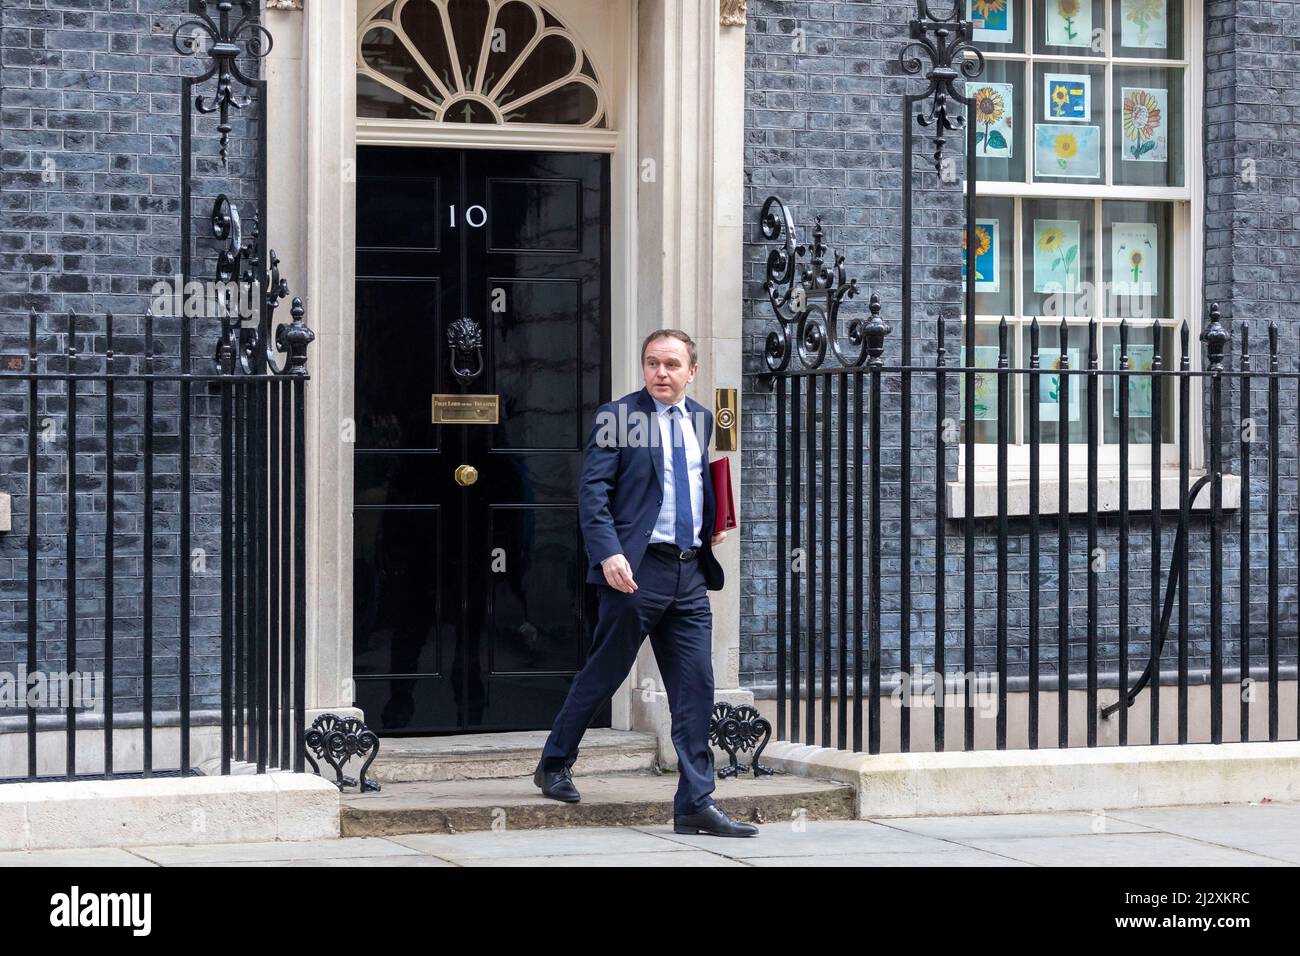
top-left (541, 547), bottom-right (716, 816)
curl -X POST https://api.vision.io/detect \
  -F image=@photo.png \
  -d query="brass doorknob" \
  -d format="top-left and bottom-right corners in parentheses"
top-left (454, 464), bottom-right (478, 486)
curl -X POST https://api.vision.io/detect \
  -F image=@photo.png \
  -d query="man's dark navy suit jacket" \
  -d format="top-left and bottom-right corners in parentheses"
top-left (579, 385), bottom-right (725, 591)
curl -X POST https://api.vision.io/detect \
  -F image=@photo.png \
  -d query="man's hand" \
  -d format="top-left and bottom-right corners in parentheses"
top-left (711, 530), bottom-right (727, 547)
top-left (601, 553), bottom-right (637, 593)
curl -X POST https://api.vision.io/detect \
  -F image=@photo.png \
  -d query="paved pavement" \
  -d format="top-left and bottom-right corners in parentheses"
top-left (3, 800), bottom-right (1299, 866)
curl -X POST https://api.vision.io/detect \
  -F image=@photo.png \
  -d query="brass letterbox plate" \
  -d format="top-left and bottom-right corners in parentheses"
top-left (432, 393), bottom-right (499, 424)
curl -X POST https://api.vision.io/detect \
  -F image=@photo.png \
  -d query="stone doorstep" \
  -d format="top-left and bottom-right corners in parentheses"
top-left (368, 728), bottom-right (660, 783)
top-left (339, 772), bottom-right (855, 836)
top-left (763, 739), bottom-right (1300, 819)
top-left (0, 772), bottom-right (341, 852)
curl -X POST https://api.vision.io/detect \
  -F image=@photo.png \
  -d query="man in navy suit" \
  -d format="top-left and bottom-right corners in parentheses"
top-left (534, 330), bottom-right (758, 837)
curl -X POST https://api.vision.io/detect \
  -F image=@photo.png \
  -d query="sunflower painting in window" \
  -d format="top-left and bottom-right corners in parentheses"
top-left (962, 219), bottom-right (1001, 293)
top-left (1033, 219), bottom-right (1082, 294)
top-left (1034, 123), bottom-right (1100, 178)
top-left (1039, 348), bottom-right (1083, 423)
top-left (973, 83), bottom-right (1014, 159)
top-left (1111, 222), bottom-right (1158, 297)
top-left (969, 0), bottom-right (1013, 44)
top-left (1121, 87), bottom-right (1168, 162)
top-left (1046, 0), bottom-right (1091, 47)
top-left (959, 346), bottom-right (1004, 422)
top-left (1113, 344), bottom-right (1155, 417)
top-left (1044, 73), bottom-right (1090, 121)
top-left (1120, 0), bottom-right (1167, 49)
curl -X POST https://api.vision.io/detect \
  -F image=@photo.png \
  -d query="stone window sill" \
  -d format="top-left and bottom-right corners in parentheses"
top-left (946, 471), bottom-right (1241, 519)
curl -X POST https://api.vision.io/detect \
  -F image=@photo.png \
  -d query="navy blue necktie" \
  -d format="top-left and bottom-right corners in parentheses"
top-left (669, 406), bottom-right (694, 550)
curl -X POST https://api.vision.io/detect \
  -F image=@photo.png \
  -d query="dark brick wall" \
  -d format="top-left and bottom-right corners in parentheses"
top-left (739, 0), bottom-right (1300, 694)
top-left (0, 0), bottom-right (263, 717)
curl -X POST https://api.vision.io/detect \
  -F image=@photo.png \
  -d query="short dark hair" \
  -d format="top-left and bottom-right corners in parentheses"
top-left (640, 329), bottom-right (698, 369)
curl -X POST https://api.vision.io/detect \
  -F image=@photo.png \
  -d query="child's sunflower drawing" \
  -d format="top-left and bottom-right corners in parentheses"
top-left (1122, 88), bottom-right (1164, 160)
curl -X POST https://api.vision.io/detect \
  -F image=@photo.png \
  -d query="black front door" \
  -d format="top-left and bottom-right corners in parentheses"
top-left (353, 145), bottom-right (610, 735)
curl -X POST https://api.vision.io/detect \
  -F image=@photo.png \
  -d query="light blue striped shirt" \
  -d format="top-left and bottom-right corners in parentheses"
top-left (648, 395), bottom-right (704, 549)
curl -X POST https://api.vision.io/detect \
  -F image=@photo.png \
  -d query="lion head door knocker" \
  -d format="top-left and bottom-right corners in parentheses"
top-left (447, 317), bottom-right (484, 386)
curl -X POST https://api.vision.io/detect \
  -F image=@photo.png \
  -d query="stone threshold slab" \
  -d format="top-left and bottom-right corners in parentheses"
top-left (370, 728), bottom-right (660, 783)
top-left (341, 771), bottom-right (854, 835)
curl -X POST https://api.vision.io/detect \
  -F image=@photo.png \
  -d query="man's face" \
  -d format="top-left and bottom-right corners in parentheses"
top-left (642, 336), bottom-right (696, 405)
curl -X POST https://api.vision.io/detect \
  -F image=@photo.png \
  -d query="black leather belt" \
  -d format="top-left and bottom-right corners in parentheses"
top-left (648, 542), bottom-right (698, 561)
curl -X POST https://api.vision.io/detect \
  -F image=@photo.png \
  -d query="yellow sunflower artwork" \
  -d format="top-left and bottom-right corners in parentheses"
top-left (1129, 249), bottom-right (1144, 283)
top-left (973, 83), bottom-right (1013, 158)
top-left (962, 220), bottom-right (1000, 292)
top-left (969, 0), bottom-right (1011, 39)
top-left (1121, 0), bottom-right (1167, 48)
top-left (1047, 0), bottom-right (1092, 48)
top-left (1111, 222), bottom-right (1158, 296)
top-left (1121, 87), bottom-right (1167, 162)
top-left (1044, 73), bottom-right (1089, 121)
top-left (1054, 133), bottom-right (1078, 163)
top-left (1034, 124), bottom-right (1100, 178)
top-left (1033, 219), bottom-right (1080, 294)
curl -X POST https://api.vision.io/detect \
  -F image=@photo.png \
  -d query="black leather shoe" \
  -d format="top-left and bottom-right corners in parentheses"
top-left (533, 760), bottom-right (581, 803)
top-left (673, 803), bottom-right (758, 837)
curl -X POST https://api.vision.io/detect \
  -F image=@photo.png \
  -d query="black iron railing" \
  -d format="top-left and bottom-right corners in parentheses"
top-left (757, 1), bottom-right (1298, 755)
top-left (0, 296), bottom-right (311, 781)
top-left (0, 1), bottom-right (312, 781)
top-left (759, 197), bottom-right (1298, 753)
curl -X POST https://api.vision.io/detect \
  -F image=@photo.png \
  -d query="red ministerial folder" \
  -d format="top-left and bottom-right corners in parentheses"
top-left (710, 457), bottom-right (738, 533)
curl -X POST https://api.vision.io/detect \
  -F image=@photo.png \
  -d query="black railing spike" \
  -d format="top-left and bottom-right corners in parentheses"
top-left (66, 310), bottom-right (77, 357)
top-left (280, 297), bottom-right (315, 375)
top-left (1201, 302), bottom-right (1230, 371)
top-left (28, 307), bottom-right (38, 358)
top-left (863, 292), bottom-right (889, 365)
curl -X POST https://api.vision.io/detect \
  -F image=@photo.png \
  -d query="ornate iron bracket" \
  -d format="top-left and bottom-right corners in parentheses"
top-left (899, 1), bottom-right (985, 173)
top-left (447, 317), bottom-right (485, 386)
top-left (304, 714), bottom-right (382, 793)
top-left (710, 703), bottom-right (776, 779)
top-left (173, 0), bottom-right (273, 168)
top-left (757, 196), bottom-right (870, 384)
top-left (211, 194), bottom-right (313, 377)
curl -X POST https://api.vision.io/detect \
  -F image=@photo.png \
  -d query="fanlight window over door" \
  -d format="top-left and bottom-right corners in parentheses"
top-left (357, 0), bottom-right (607, 127)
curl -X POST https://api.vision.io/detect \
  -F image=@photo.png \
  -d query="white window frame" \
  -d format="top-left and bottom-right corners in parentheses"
top-left (955, 0), bottom-right (1206, 497)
